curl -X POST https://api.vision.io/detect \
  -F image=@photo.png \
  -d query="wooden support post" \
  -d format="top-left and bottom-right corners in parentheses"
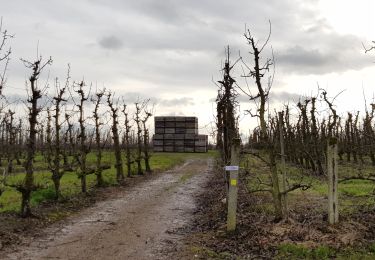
top-left (327, 138), bottom-right (339, 224)
top-left (227, 138), bottom-right (240, 232)
top-left (278, 112), bottom-right (288, 219)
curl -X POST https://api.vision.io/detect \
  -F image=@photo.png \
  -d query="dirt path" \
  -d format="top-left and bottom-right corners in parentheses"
top-left (3, 158), bottom-right (213, 260)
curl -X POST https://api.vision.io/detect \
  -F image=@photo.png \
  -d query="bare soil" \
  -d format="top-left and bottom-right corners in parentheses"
top-left (0, 158), bottom-right (213, 260)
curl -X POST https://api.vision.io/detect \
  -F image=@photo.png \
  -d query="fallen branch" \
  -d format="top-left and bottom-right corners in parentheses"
top-left (280, 183), bottom-right (311, 195)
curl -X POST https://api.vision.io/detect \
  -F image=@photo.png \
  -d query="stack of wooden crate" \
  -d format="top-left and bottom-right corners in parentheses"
top-left (153, 116), bottom-right (208, 153)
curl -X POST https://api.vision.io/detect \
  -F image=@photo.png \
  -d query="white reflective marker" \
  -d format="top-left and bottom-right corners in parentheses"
top-left (225, 166), bottom-right (239, 171)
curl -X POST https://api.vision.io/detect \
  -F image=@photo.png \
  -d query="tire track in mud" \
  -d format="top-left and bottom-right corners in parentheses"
top-left (4, 158), bottom-right (213, 260)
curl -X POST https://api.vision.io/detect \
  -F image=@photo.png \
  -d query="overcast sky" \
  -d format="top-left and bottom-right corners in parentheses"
top-left (1, 0), bottom-right (375, 138)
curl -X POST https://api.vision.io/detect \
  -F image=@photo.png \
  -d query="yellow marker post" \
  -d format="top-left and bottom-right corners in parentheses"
top-left (227, 138), bottom-right (240, 232)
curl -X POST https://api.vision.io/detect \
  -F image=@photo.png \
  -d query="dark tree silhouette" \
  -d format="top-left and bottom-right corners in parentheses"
top-left (19, 55), bottom-right (52, 217)
top-left (107, 91), bottom-right (124, 182)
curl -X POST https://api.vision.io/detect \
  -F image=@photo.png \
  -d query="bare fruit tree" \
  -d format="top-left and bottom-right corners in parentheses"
top-left (122, 104), bottom-right (133, 177)
top-left (239, 23), bottom-right (308, 221)
top-left (19, 55), bottom-right (52, 216)
top-left (74, 81), bottom-right (93, 193)
top-left (141, 101), bottom-right (152, 173)
top-left (47, 73), bottom-right (69, 199)
top-left (92, 88), bottom-right (110, 186)
top-left (0, 17), bottom-right (13, 95)
top-left (134, 101), bottom-right (144, 175)
top-left (215, 46), bottom-right (239, 166)
top-left (239, 23), bottom-right (285, 220)
top-left (0, 18), bottom-right (13, 189)
top-left (107, 91), bottom-right (125, 183)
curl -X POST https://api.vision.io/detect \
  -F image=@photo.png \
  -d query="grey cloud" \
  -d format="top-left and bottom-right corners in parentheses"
top-left (276, 19), bottom-right (374, 75)
top-left (161, 111), bottom-right (186, 116)
top-left (115, 92), bottom-right (148, 104)
top-left (98, 35), bottom-right (123, 50)
top-left (277, 40), bottom-right (372, 74)
top-left (157, 97), bottom-right (195, 107)
top-left (279, 46), bottom-right (328, 67)
top-left (130, 1), bottom-right (185, 25)
top-left (233, 91), bottom-right (301, 105)
top-left (1, 0), bottom-right (374, 103)
top-left (269, 91), bottom-right (302, 104)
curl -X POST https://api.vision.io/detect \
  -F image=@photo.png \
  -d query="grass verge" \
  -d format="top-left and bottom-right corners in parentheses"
top-left (0, 150), bottom-right (217, 213)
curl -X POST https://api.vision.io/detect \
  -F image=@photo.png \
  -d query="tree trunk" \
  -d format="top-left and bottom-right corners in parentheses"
top-left (52, 174), bottom-right (61, 200)
top-left (21, 190), bottom-right (32, 217)
top-left (81, 175), bottom-right (87, 194)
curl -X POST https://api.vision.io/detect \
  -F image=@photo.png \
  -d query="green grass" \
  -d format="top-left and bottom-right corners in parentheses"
top-left (189, 245), bottom-right (233, 259)
top-left (0, 150), bottom-right (217, 213)
top-left (244, 154), bottom-right (375, 257)
top-left (276, 243), bottom-right (375, 259)
top-left (277, 243), bottom-right (335, 259)
top-left (243, 153), bottom-right (375, 207)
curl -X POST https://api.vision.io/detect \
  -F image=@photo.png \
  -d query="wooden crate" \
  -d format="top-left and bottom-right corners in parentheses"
top-left (185, 117), bottom-right (197, 123)
top-left (153, 146), bottom-right (163, 152)
top-left (154, 117), bottom-right (165, 122)
top-left (165, 117), bottom-right (175, 122)
top-left (164, 146), bottom-right (174, 152)
top-left (153, 140), bottom-right (164, 146)
top-left (195, 146), bottom-right (207, 153)
top-left (153, 116), bottom-right (207, 153)
top-left (153, 134), bottom-right (164, 140)
top-left (165, 121), bottom-right (175, 127)
top-left (175, 140), bottom-right (184, 146)
top-left (184, 140), bottom-right (195, 146)
top-left (175, 117), bottom-right (186, 122)
top-left (196, 134), bottom-right (207, 140)
top-left (173, 134), bottom-right (184, 140)
top-left (164, 134), bottom-right (174, 139)
top-left (175, 146), bottom-right (185, 152)
top-left (175, 128), bottom-right (186, 134)
top-left (185, 122), bottom-right (197, 129)
top-left (164, 140), bottom-right (174, 146)
top-left (195, 140), bottom-right (206, 146)
top-left (184, 134), bottom-right (196, 140)
top-left (184, 147), bottom-right (194, 152)
top-left (175, 122), bottom-right (185, 128)
top-left (164, 128), bottom-right (175, 134)
top-left (155, 121), bottom-right (164, 128)
top-left (186, 129), bottom-right (197, 134)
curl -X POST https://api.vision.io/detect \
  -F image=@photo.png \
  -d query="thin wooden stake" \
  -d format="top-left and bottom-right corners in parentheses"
top-left (278, 112), bottom-right (288, 219)
top-left (227, 138), bottom-right (240, 232)
top-left (327, 138), bottom-right (339, 224)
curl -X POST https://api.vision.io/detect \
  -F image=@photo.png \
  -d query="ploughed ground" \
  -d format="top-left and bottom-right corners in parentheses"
top-left (1, 158), bottom-right (213, 260)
